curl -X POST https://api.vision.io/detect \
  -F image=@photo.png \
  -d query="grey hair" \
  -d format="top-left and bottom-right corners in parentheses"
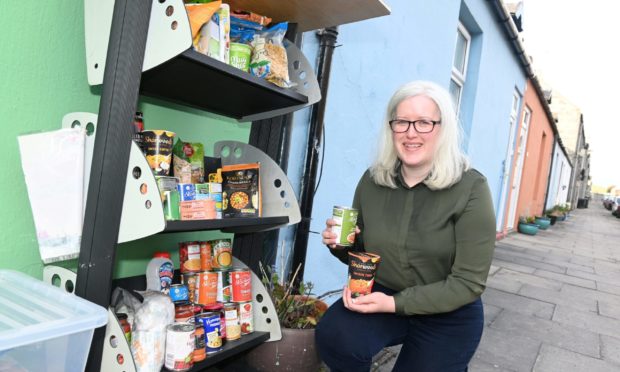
top-left (369, 80), bottom-right (470, 190)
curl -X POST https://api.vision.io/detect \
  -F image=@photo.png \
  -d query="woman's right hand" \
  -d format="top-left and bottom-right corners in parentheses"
top-left (322, 218), bottom-right (338, 249)
top-left (322, 219), bottom-right (361, 249)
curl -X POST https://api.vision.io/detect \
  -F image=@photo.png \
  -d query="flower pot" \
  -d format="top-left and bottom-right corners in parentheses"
top-left (244, 328), bottom-right (321, 371)
top-left (534, 217), bottom-right (551, 230)
top-left (518, 222), bottom-right (539, 235)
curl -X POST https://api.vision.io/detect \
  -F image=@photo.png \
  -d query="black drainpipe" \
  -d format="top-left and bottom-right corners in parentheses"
top-left (291, 26), bottom-right (339, 282)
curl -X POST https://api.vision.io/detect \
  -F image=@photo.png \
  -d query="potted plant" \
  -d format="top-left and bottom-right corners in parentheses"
top-left (518, 216), bottom-right (539, 235)
top-left (534, 215), bottom-right (551, 230)
top-left (244, 263), bottom-right (340, 371)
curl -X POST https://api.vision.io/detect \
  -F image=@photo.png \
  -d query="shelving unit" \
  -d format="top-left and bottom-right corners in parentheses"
top-left (75, 0), bottom-right (390, 371)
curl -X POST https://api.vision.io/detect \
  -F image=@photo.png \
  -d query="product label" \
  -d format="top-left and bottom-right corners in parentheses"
top-left (159, 262), bottom-right (174, 294)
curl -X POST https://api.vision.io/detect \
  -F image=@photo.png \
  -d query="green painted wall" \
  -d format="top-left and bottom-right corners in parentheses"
top-left (0, 1), bottom-right (250, 280)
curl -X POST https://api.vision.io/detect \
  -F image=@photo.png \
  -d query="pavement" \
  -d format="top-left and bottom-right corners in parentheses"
top-left (371, 196), bottom-right (620, 371)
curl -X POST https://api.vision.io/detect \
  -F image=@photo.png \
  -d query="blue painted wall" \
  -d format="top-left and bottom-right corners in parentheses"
top-left (287, 0), bottom-right (528, 298)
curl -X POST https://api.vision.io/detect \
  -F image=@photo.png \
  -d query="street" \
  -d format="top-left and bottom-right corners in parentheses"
top-left (373, 197), bottom-right (620, 371)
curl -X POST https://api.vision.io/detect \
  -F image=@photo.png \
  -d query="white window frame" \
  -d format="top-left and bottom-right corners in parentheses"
top-left (451, 22), bottom-right (471, 113)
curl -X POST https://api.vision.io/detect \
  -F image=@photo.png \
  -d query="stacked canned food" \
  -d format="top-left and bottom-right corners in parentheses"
top-left (162, 238), bottom-right (255, 369)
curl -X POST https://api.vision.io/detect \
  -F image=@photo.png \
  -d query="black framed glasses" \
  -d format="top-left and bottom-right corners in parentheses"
top-left (389, 119), bottom-right (441, 133)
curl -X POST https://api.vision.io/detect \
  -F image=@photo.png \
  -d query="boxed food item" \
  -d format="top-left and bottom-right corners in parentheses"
top-left (221, 163), bottom-right (261, 218)
top-left (0, 270), bottom-right (108, 371)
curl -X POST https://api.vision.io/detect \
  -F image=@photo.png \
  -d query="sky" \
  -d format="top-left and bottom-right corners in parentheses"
top-left (518, 0), bottom-right (620, 187)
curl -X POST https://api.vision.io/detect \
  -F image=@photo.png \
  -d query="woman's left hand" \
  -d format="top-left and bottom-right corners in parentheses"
top-left (342, 286), bottom-right (396, 313)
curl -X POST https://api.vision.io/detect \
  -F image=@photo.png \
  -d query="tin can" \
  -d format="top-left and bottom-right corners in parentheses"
top-left (230, 268), bottom-right (252, 303)
top-left (217, 270), bottom-right (231, 303)
top-left (210, 239), bottom-right (233, 271)
top-left (193, 322), bottom-right (206, 362)
top-left (179, 241), bottom-right (201, 273)
top-left (196, 312), bottom-right (222, 354)
top-left (223, 303), bottom-right (241, 341)
top-left (199, 241), bottom-right (213, 271)
top-left (332, 206), bottom-right (359, 247)
top-left (175, 302), bottom-right (194, 323)
top-left (164, 323), bottom-right (195, 371)
top-left (170, 284), bottom-right (189, 303)
top-left (203, 302), bottom-right (226, 340)
top-left (181, 273), bottom-right (197, 303)
top-left (239, 301), bottom-right (253, 335)
top-left (197, 271), bottom-right (218, 305)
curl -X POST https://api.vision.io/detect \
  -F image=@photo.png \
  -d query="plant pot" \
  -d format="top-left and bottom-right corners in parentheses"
top-left (547, 215), bottom-right (557, 225)
top-left (534, 217), bottom-right (551, 230)
top-left (518, 222), bottom-right (539, 235)
top-left (244, 328), bottom-right (321, 371)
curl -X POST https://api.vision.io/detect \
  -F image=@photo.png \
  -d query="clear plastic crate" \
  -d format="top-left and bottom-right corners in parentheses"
top-left (0, 269), bottom-right (107, 372)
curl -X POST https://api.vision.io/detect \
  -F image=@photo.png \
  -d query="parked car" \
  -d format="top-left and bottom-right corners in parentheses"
top-left (603, 194), bottom-right (614, 210)
top-left (611, 197), bottom-right (620, 218)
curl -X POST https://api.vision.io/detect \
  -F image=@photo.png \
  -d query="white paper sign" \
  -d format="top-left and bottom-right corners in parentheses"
top-left (18, 128), bottom-right (85, 263)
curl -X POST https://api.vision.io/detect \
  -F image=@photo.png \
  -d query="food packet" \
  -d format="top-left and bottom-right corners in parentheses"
top-left (185, 1), bottom-right (221, 39)
top-left (230, 17), bottom-right (262, 44)
top-left (250, 22), bottom-right (294, 88)
top-left (172, 138), bottom-right (205, 184)
top-left (231, 10), bottom-right (272, 26)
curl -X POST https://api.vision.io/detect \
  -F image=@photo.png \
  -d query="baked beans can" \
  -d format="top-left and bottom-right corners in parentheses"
top-left (332, 206), bottom-right (358, 247)
top-left (223, 302), bottom-right (241, 341)
top-left (164, 323), bottom-right (195, 372)
top-left (230, 268), bottom-right (252, 303)
top-left (239, 301), bottom-right (253, 335)
top-left (199, 241), bottom-right (213, 271)
top-left (347, 252), bottom-right (381, 298)
top-left (181, 273), bottom-right (197, 303)
top-left (170, 284), bottom-right (189, 303)
top-left (217, 270), bottom-right (231, 303)
top-left (196, 312), bottom-right (222, 354)
top-left (210, 239), bottom-right (233, 271)
top-left (179, 241), bottom-right (201, 273)
top-left (197, 271), bottom-right (218, 305)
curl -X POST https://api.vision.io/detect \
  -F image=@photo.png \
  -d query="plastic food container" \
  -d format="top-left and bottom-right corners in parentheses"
top-left (0, 269), bottom-right (108, 372)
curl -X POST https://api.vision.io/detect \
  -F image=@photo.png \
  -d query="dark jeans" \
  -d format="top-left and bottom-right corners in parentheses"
top-left (315, 283), bottom-right (484, 372)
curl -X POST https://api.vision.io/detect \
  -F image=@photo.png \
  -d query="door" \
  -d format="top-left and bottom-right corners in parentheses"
top-left (506, 106), bottom-right (531, 229)
top-left (495, 90), bottom-right (521, 231)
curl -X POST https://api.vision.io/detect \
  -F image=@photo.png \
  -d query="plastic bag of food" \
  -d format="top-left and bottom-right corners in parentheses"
top-left (230, 17), bottom-right (262, 44)
top-left (185, 1), bottom-right (221, 39)
top-left (250, 22), bottom-right (294, 88)
top-left (130, 291), bottom-right (175, 372)
top-left (173, 138), bottom-right (205, 184)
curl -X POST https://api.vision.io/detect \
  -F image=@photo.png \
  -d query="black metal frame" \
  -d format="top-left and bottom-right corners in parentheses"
top-left (75, 1), bottom-right (297, 370)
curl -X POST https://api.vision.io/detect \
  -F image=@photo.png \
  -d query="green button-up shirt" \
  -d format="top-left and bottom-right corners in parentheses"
top-left (329, 168), bottom-right (496, 315)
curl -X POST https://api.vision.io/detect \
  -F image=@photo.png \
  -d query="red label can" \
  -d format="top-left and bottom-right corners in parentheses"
top-left (217, 270), bottom-right (231, 303)
top-left (239, 301), bottom-right (253, 335)
top-left (230, 268), bottom-right (252, 303)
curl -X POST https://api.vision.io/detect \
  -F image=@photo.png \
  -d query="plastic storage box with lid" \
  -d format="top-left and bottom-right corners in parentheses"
top-left (0, 269), bottom-right (108, 372)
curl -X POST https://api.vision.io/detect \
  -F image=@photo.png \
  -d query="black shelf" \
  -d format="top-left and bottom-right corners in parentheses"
top-left (140, 48), bottom-right (308, 120)
top-left (174, 331), bottom-right (270, 372)
top-left (162, 216), bottom-right (289, 234)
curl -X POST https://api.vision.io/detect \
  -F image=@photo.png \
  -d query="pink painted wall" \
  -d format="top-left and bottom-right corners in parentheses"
top-left (513, 80), bottom-right (555, 223)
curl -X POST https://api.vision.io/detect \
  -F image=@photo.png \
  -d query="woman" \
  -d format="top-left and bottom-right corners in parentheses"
top-left (316, 81), bottom-right (496, 371)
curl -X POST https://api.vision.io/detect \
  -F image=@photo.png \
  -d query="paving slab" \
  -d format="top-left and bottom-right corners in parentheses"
top-left (532, 268), bottom-right (597, 289)
top-left (473, 327), bottom-right (540, 372)
top-left (517, 283), bottom-right (597, 313)
top-left (552, 304), bottom-right (620, 339)
top-left (489, 309), bottom-right (600, 357)
top-left (600, 334), bottom-right (620, 366)
top-left (482, 288), bottom-right (555, 320)
top-left (489, 267), bottom-right (563, 291)
top-left (533, 344), bottom-right (617, 372)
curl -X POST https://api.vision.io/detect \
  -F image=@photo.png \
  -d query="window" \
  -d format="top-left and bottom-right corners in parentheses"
top-left (451, 22), bottom-right (471, 113)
